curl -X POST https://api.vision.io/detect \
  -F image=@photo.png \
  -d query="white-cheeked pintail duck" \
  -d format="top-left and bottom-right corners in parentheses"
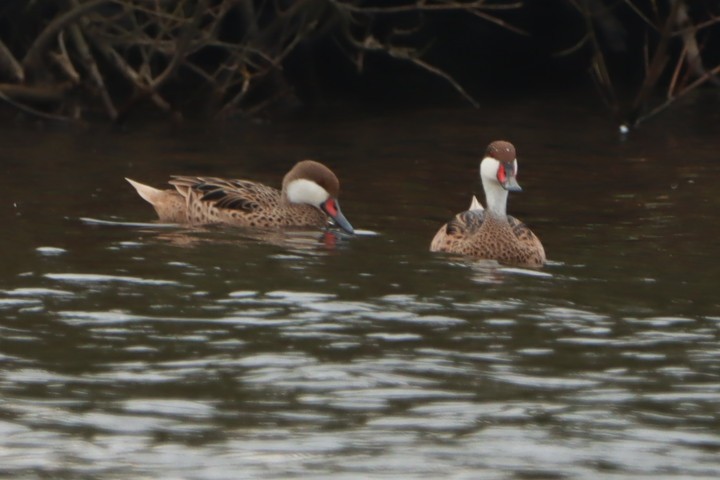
top-left (126, 160), bottom-right (354, 234)
top-left (430, 140), bottom-right (545, 268)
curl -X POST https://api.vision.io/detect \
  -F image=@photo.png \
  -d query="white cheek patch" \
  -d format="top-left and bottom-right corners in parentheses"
top-left (286, 179), bottom-right (330, 206)
top-left (480, 157), bottom-right (499, 182)
top-left (480, 157), bottom-right (518, 183)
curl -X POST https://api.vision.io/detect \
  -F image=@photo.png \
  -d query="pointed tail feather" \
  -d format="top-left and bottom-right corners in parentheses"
top-left (469, 195), bottom-right (484, 211)
top-left (126, 177), bottom-right (186, 223)
top-left (126, 178), bottom-right (165, 206)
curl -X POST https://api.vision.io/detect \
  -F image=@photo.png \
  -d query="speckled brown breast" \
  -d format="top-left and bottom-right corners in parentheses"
top-left (430, 209), bottom-right (546, 268)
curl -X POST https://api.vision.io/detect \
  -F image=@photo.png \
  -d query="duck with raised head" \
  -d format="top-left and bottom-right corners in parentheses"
top-left (126, 160), bottom-right (354, 234)
top-left (430, 140), bottom-right (545, 268)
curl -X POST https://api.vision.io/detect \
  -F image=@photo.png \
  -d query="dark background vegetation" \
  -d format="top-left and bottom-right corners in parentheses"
top-left (1, 0), bottom-right (719, 127)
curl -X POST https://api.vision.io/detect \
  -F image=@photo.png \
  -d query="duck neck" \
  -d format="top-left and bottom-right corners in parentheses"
top-left (482, 177), bottom-right (509, 219)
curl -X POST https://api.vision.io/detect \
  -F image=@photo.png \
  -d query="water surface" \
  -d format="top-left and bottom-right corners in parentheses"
top-left (1, 91), bottom-right (720, 479)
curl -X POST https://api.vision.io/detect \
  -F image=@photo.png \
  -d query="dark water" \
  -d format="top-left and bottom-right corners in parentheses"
top-left (2, 91), bottom-right (720, 479)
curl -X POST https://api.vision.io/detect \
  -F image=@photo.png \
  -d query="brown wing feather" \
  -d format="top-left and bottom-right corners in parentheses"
top-left (169, 176), bottom-right (279, 212)
top-left (508, 215), bottom-right (546, 265)
top-left (445, 210), bottom-right (485, 237)
top-left (508, 215), bottom-right (536, 242)
top-left (430, 209), bottom-right (485, 252)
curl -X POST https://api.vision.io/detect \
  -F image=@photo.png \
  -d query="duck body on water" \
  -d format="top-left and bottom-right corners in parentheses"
top-left (127, 160), bottom-right (354, 234)
top-left (430, 141), bottom-right (546, 268)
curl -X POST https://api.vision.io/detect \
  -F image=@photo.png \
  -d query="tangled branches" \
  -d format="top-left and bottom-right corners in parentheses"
top-left (564, 0), bottom-right (720, 128)
top-left (0, 0), bottom-right (521, 122)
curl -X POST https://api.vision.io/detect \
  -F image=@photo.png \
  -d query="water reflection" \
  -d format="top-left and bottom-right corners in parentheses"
top-left (81, 216), bottom-right (370, 255)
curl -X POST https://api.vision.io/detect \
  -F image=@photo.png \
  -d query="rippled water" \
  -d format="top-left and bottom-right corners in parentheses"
top-left (2, 92), bottom-right (720, 479)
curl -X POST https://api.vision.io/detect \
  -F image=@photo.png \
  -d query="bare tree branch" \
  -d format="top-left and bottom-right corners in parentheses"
top-left (358, 36), bottom-right (480, 108)
top-left (0, 40), bottom-right (24, 82)
top-left (0, 84), bottom-right (74, 122)
top-left (67, 2), bottom-right (118, 120)
top-left (22, 0), bottom-right (115, 74)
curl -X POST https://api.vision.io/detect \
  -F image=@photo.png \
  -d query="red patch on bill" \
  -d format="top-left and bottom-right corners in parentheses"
top-left (324, 199), bottom-right (338, 217)
top-left (497, 164), bottom-right (507, 184)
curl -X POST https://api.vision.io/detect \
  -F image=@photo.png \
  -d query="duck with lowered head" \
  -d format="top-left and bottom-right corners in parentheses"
top-left (126, 160), bottom-right (354, 234)
top-left (430, 140), bottom-right (545, 268)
